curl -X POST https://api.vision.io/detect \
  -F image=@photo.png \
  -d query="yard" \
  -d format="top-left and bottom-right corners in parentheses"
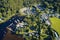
top-left (50, 17), bottom-right (60, 36)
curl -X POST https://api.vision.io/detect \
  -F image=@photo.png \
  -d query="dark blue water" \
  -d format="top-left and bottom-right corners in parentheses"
top-left (0, 29), bottom-right (7, 40)
top-left (0, 15), bottom-right (25, 40)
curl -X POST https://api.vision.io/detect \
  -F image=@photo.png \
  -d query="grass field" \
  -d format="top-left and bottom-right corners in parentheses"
top-left (50, 17), bottom-right (60, 36)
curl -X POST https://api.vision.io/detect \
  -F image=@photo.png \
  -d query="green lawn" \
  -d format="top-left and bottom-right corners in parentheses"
top-left (50, 17), bottom-right (60, 35)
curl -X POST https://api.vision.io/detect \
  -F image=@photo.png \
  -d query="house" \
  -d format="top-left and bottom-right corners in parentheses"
top-left (16, 21), bottom-right (24, 28)
top-left (41, 13), bottom-right (51, 25)
top-left (0, 18), bottom-right (2, 21)
top-left (41, 13), bottom-right (49, 22)
top-left (45, 20), bottom-right (51, 25)
top-left (0, 17), bottom-right (4, 22)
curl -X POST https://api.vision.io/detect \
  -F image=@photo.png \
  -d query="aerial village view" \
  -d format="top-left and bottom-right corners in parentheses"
top-left (0, 0), bottom-right (60, 40)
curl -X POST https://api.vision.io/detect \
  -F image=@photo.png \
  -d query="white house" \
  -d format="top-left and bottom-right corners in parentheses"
top-left (45, 20), bottom-right (51, 25)
top-left (16, 21), bottom-right (24, 28)
top-left (0, 18), bottom-right (4, 22)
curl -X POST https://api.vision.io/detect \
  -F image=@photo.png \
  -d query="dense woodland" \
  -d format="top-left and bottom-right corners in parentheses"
top-left (0, 0), bottom-right (60, 40)
top-left (0, 0), bottom-right (60, 23)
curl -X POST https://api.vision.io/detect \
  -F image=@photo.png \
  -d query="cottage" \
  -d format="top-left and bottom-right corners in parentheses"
top-left (16, 21), bottom-right (24, 28)
top-left (0, 18), bottom-right (4, 22)
top-left (41, 13), bottom-right (49, 22)
top-left (45, 20), bottom-right (51, 25)
top-left (0, 18), bottom-right (2, 21)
